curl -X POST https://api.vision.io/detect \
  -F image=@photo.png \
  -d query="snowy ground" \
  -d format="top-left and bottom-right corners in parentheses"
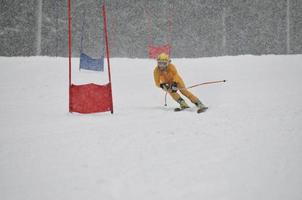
top-left (0, 55), bottom-right (302, 200)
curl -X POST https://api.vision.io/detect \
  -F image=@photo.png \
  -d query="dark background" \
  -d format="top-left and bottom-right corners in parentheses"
top-left (1, 0), bottom-right (301, 58)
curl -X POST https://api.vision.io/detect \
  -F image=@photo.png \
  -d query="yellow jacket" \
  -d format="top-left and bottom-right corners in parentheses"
top-left (153, 63), bottom-right (185, 87)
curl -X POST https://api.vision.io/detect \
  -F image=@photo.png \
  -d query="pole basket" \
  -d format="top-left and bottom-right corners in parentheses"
top-left (68, 1), bottom-right (113, 114)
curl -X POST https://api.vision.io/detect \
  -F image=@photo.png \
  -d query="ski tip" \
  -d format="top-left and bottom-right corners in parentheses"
top-left (174, 107), bottom-right (189, 112)
top-left (197, 107), bottom-right (208, 113)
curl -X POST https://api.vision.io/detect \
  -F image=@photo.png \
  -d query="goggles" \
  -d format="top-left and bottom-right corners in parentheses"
top-left (158, 61), bottom-right (168, 70)
top-left (158, 61), bottom-right (168, 67)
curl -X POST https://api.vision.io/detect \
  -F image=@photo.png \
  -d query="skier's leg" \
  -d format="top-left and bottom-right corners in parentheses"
top-left (176, 80), bottom-right (200, 104)
top-left (177, 80), bottom-right (207, 109)
top-left (169, 92), bottom-right (189, 109)
top-left (181, 89), bottom-right (207, 108)
top-left (179, 89), bottom-right (199, 103)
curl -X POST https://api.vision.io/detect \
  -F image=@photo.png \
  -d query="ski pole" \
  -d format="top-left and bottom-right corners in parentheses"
top-left (179, 80), bottom-right (226, 90)
top-left (164, 92), bottom-right (168, 106)
top-left (165, 80), bottom-right (226, 106)
top-left (163, 80), bottom-right (226, 106)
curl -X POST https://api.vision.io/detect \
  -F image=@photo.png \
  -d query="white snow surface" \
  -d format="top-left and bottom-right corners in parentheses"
top-left (1, 55), bottom-right (302, 200)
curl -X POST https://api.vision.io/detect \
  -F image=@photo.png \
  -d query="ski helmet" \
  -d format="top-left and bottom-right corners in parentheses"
top-left (157, 53), bottom-right (170, 71)
top-left (157, 53), bottom-right (170, 62)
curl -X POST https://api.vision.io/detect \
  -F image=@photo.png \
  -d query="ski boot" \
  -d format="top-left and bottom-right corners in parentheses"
top-left (174, 98), bottom-right (190, 112)
top-left (194, 99), bottom-right (208, 113)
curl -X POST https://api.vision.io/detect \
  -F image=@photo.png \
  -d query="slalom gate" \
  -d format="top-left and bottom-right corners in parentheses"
top-left (68, 1), bottom-right (113, 114)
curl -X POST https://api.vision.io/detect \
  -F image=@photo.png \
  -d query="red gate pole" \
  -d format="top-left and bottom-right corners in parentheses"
top-left (167, 3), bottom-right (173, 56)
top-left (68, 0), bottom-right (72, 112)
top-left (102, 4), bottom-right (114, 114)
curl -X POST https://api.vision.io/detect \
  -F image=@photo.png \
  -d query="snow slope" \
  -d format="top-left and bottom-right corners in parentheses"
top-left (0, 55), bottom-right (302, 200)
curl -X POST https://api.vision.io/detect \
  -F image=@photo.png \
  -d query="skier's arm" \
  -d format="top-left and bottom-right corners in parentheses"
top-left (153, 68), bottom-right (161, 87)
top-left (170, 64), bottom-right (185, 87)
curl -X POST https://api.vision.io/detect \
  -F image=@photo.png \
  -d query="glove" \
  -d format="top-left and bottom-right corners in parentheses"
top-left (170, 82), bottom-right (178, 92)
top-left (160, 83), bottom-right (170, 91)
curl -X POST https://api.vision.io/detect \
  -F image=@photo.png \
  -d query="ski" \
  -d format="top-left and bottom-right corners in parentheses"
top-left (197, 107), bottom-right (208, 113)
top-left (174, 107), bottom-right (189, 112)
top-left (174, 106), bottom-right (208, 113)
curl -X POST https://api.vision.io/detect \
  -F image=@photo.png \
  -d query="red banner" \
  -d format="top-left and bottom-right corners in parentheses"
top-left (70, 83), bottom-right (112, 114)
top-left (148, 44), bottom-right (171, 59)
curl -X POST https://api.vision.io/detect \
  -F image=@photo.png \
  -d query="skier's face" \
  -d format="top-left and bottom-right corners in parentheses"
top-left (158, 61), bottom-right (168, 71)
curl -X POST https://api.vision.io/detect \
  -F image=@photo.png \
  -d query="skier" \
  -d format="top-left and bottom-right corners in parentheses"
top-left (153, 53), bottom-right (208, 113)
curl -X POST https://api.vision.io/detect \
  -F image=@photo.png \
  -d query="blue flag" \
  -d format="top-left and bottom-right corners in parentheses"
top-left (80, 53), bottom-right (104, 71)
